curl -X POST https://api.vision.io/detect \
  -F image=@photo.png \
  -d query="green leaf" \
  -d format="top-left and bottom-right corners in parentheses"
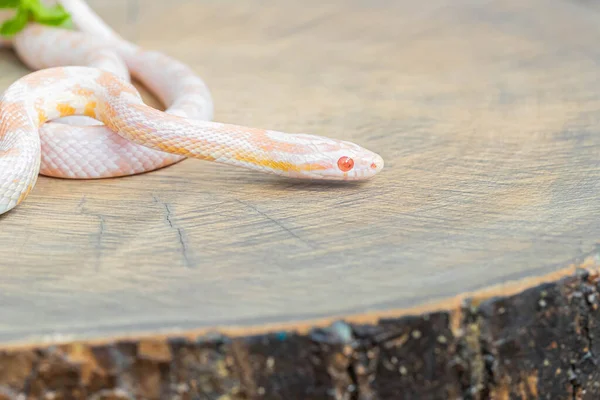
top-left (28, 2), bottom-right (70, 24)
top-left (0, 6), bottom-right (28, 36)
top-left (56, 14), bottom-right (73, 29)
top-left (0, 0), bottom-right (74, 37)
top-left (0, 0), bottom-right (20, 9)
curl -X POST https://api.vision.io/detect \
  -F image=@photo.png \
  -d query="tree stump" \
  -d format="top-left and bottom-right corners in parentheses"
top-left (0, 0), bottom-right (599, 398)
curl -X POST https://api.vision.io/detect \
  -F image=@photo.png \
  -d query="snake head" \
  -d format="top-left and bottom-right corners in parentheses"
top-left (278, 133), bottom-right (384, 181)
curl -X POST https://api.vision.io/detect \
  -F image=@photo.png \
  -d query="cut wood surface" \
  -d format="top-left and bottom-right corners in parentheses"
top-left (0, 0), bottom-right (599, 347)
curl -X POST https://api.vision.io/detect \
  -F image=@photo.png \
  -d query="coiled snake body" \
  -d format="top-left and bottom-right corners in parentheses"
top-left (0, 0), bottom-right (384, 215)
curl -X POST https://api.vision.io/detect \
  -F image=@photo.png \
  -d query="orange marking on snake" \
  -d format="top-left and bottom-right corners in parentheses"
top-left (16, 184), bottom-right (33, 205)
top-left (0, 102), bottom-right (27, 137)
top-left (72, 84), bottom-right (95, 97)
top-left (37, 109), bottom-right (47, 124)
top-left (151, 137), bottom-right (216, 161)
top-left (0, 148), bottom-right (20, 157)
top-left (114, 104), bottom-right (217, 161)
top-left (23, 68), bottom-right (68, 89)
top-left (234, 153), bottom-right (329, 173)
top-left (33, 99), bottom-right (47, 124)
top-left (57, 103), bottom-right (76, 117)
top-left (217, 126), bottom-right (312, 155)
top-left (0, 100), bottom-right (21, 115)
top-left (100, 101), bottom-right (118, 120)
top-left (84, 101), bottom-right (97, 118)
top-left (96, 72), bottom-right (137, 98)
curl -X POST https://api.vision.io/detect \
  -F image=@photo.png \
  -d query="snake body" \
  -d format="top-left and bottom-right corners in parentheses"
top-left (0, 1), bottom-right (384, 215)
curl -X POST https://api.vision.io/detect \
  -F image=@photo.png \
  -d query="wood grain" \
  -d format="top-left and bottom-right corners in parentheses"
top-left (0, 0), bottom-right (599, 346)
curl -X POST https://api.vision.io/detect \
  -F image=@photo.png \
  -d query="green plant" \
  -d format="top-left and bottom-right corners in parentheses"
top-left (0, 0), bottom-right (72, 37)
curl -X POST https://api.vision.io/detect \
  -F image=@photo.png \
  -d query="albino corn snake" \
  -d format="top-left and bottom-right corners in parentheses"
top-left (0, 0), bottom-right (384, 215)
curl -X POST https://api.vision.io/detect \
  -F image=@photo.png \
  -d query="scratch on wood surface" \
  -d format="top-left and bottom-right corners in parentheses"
top-left (152, 194), bottom-right (193, 268)
top-left (235, 199), bottom-right (316, 249)
top-left (78, 195), bottom-right (105, 271)
top-left (97, 216), bottom-right (106, 248)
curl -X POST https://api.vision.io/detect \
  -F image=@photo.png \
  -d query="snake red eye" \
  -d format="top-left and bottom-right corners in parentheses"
top-left (337, 156), bottom-right (354, 172)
